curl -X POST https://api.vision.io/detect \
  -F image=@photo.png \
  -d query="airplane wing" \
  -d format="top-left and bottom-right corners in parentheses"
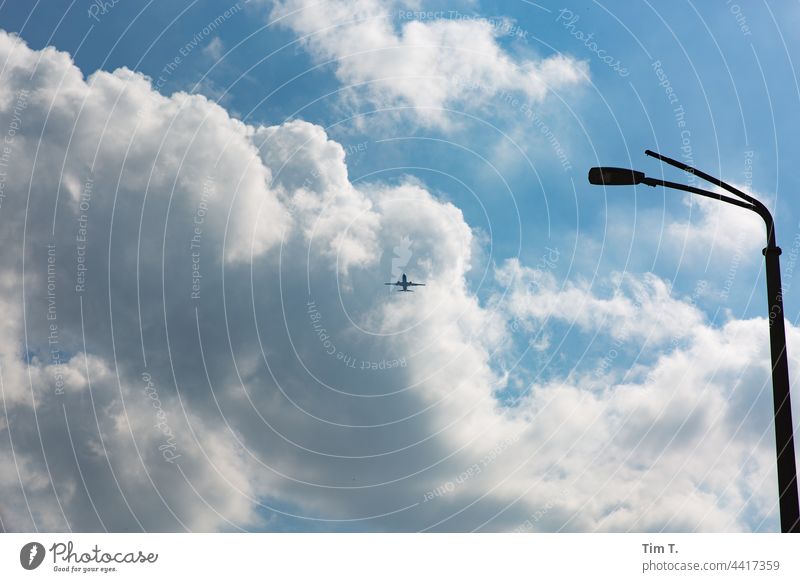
top-left (408, 282), bottom-right (425, 286)
top-left (385, 282), bottom-right (400, 286)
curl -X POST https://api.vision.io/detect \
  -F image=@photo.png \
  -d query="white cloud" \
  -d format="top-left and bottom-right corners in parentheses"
top-left (269, 0), bottom-right (588, 127)
top-left (253, 119), bottom-right (381, 275)
top-left (495, 258), bottom-right (705, 345)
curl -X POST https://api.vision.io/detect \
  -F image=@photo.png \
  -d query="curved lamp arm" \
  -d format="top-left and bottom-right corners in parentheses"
top-left (645, 149), bottom-right (777, 248)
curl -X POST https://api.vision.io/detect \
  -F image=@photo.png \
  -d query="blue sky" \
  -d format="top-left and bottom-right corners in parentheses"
top-left (1, 0), bottom-right (800, 532)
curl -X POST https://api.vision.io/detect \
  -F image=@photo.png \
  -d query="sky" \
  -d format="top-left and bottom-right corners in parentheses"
top-left (1, 0), bottom-right (799, 533)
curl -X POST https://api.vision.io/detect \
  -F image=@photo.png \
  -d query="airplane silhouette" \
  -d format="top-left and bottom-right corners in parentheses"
top-left (385, 273), bottom-right (425, 292)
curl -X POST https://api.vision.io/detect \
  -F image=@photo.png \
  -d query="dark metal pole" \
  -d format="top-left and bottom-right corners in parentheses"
top-left (590, 151), bottom-right (800, 531)
top-left (763, 243), bottom-right (800, 532)
top-left (642, 149), bottom-right (800, 532)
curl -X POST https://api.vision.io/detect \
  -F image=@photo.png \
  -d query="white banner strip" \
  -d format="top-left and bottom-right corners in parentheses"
top-left (2, 533), bottom-right (798, 581)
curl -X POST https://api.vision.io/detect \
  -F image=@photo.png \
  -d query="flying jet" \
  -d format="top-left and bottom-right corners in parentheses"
top-left (385, 273), bottom-right (425, 292)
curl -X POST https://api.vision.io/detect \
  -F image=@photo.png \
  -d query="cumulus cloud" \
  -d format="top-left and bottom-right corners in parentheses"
top-left (495, 258), bottom-right (705, 345)
top-left (269, 0), bottom-right (588, 127)
top-left (0, 30), bottom-right (795, 534)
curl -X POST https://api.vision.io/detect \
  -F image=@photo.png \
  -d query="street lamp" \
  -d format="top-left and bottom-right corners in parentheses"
top-left (589, 149), bottom-right (800, 533)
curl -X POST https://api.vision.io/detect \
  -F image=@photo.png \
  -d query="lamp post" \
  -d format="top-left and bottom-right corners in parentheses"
top-left (588, 149), bottom-right (800, 533)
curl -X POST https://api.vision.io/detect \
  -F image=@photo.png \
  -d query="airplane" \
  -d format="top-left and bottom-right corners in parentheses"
top-left (385, 273), bottom-right (425, 292)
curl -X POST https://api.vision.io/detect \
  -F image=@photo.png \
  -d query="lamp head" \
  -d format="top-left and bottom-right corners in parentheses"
top-left (588, 167), bottom-right (646, 186)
